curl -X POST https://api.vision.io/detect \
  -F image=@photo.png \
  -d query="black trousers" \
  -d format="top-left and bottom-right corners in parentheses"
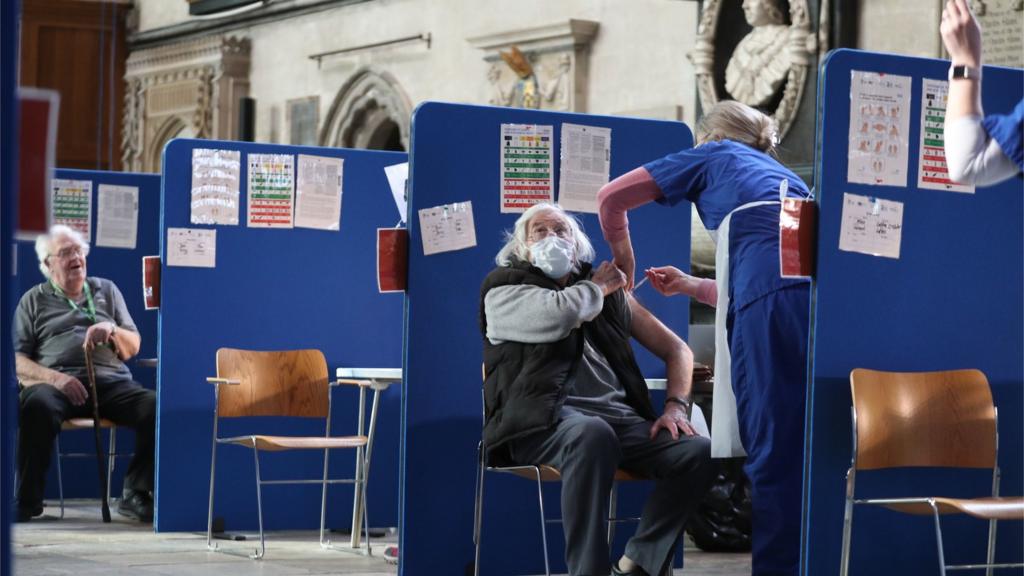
top-left (17, 378), bottom-right (156, 509)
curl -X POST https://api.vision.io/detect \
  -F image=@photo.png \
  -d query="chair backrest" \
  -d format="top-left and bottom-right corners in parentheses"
top-left (215, 348), bottom-right (329, 419)
top-left (849, 368), bottom-right (996, 471)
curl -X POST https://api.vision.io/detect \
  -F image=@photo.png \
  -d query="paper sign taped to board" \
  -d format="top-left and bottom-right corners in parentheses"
top-left (96, 184), bottom-right (139, 249)
top-left (418, 201), bottom-right (477, 255)
top-left (838, 192), bottom-right (903, 259)
top-left (166, 228), bottom-right (217, 268)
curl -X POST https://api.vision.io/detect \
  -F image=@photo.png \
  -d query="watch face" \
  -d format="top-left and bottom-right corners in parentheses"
top-left (953, 65), bottom-right (968, 79)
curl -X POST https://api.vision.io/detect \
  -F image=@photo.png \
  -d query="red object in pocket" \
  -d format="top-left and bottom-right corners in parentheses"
top-left (780, 198), bottom-right (817, 279)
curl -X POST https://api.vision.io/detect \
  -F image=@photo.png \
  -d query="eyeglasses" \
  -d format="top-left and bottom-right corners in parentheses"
top-left (52, 246), bottom-right (85, 260)
top-left (528, 224), bottom-right (571, 241)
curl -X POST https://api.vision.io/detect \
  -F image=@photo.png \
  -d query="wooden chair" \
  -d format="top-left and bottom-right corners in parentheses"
top-left (472, 366), bottom-right (647, 576)
top-left (205, 348), bottom-right (374, 559)
top-left (841, 368), bottom-right (1024, 575)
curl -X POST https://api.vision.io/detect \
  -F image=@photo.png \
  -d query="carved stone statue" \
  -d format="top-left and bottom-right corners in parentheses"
top-left (487, 63), bottom-right (513, 106)
top-left (542, 53), bottom-right (572, 110)
top-left (499, 46), bottom-right (541, 109)
top-left (725, 0), bottom-right (791, 107)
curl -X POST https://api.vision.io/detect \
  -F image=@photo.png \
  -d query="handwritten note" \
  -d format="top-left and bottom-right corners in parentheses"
top-left (418, 201), bottom-right (477, 255)
top-left (838, 192), bottom-right (904, 259)
top-left (166, 228), bottom-right (217, 268)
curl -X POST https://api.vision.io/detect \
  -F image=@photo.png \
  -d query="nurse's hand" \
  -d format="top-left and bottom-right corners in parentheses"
top-left (645, 266), bottom-right (700, 297)
top-left (609, 236), bottom-right (636, 290)
top-left (650, 405), bottom-right (697, 440)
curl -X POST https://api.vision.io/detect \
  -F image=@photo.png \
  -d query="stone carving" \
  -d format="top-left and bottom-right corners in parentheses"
top-left (688, 0), bottom-right (817, 141)
top-left (320, 67), bottom-right (412, 150)
top-left (122, 36), bottom-right (250, 172)
top-left (487, 63), bottom-right (513, 106)
top-left (974, 0), bottom-right (1024, 68)
top-left (725, 0), bottom-right (791, 107)
top-left (542, 53), bottom-right (572, 109)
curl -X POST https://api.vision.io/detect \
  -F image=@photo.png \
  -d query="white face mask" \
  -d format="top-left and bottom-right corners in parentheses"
top-left (529, 235), bottom-right (575, 279)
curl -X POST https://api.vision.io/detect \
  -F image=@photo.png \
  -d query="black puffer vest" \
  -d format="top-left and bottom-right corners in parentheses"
top-left (479, 258), bottom-right (657, 465)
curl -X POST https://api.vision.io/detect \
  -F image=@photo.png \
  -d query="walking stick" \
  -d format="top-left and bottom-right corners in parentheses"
top-left (85, 347), bottom-right (112, 523)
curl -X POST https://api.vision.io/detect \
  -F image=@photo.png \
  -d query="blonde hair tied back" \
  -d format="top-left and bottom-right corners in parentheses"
top-left (696, 100), bottom-right (780, 157)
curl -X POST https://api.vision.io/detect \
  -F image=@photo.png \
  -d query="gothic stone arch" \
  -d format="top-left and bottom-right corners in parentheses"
top-left (320, 68), bottom-right (411, 151)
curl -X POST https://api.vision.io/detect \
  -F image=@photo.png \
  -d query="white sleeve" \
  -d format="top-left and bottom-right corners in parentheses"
top-left (945, 115), bottom-right (1020, 187)
top-left (484, 281), bottom-right (604, 344)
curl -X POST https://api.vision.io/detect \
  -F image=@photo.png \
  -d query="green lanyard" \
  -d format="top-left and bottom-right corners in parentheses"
top-left (52, 280), bottom-right (97, 324)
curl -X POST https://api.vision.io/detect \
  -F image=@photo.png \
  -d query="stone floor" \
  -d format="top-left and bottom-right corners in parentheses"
top-left (13, 500), bottom-right (751, 575)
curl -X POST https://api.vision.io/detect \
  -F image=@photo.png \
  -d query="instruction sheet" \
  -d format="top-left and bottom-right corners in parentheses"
top-left (96, 184), bottom-right (138, 249)
top-left (191, 148), bottom-right (241, 225)
top-left (247, 153), bottom-right (295, 228)
top-left (51, 178), bottom-right (92, 240)
top-left (917, 78), bottom-right (974, 193)
top-left (500, 124), bottom-right (554, 213)
top-left (848, 70), bottom-right (912, 187)
top-left (558, 123), bottom-right (611, 214)
top-left (294, 154), bottom-right (343, 231)
top-left (166, 228), bottom-right (216, 268)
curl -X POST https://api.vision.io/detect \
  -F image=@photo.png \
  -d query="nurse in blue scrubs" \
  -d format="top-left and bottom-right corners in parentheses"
top-left (597, 100), bottom-right (811, 576)
top-left (941, 0), bottom-right (1023, 184)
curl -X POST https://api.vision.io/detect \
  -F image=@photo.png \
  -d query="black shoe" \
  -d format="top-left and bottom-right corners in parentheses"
top-left (117, 490), bottom-right (153, 522)
top-left (15, 503), bottom-right (43, 523)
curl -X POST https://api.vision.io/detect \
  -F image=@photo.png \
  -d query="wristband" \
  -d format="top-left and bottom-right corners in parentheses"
top-left (665, 396), bottom-right (692, 418)
top-left (949, 64), bottom-right (981, 81)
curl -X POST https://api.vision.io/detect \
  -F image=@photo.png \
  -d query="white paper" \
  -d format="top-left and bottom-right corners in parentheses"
top-left (838, 192), bottom-right (904, 259)
top-left (384, 162), bottom-right (409, 224)
top-left (847, 71), bottom-right (912, 187)
top-left (191, 148), bottom-right (241, 225)
top-left (51, 179), bottom-right (92, 240)
top-left (418, 201), bottom-right (477, 255)
top-left (917, 79), bottom-right (974, 193)
top-left (500, 124), bottom-right (554, 213)
top-left (294, 154), bottom-right (343, 231)
top-left (558, 123), bottom-right (612, 214)
top-left (166, 228), bottom-right (217, 268)
top-left (96, 184), bottom-right (138, 249)
top-left (247, 153), bottom-right (295, 228)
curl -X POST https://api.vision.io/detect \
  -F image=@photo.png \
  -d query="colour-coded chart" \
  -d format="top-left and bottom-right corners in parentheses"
top-left (247, 153), bottom-right (295, 227)
top-left (500, 123), bottom-right (553, 213)
top-left (51, 178), bottom-right (92, 239)
top-left (917, 78), bottom-right (973, 193)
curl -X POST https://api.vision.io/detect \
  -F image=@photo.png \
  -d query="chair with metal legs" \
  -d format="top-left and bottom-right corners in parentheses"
top-left (55, 418), bottom-right (123, 518)
top-left (840, 368), bottom-right (1024, 575)
top-left (205, 348), bottom-right (376, 560)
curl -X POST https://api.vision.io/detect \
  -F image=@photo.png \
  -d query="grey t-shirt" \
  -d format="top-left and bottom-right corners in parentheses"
top-left (14, 277), bottom-right (137, 383)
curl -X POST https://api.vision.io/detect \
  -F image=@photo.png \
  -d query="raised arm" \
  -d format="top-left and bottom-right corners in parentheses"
top-left (597, 167), bottom-right (663, 288)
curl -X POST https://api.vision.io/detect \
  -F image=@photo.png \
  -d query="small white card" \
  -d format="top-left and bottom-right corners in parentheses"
top-left (838, 192), bottom-right (904, 259)
top-left (166, 228), bottom-right (217, 268)
top-left (418, 201), bottom-right (477, 256)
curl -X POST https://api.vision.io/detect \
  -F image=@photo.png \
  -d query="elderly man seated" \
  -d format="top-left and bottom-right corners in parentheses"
top-left (480, 203), bottom-right (714, 576)
top-left (14, 225), bottom-right (155, 522)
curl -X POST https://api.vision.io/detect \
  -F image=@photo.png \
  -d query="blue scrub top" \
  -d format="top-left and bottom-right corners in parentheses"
top-left (644, 140), bottom-right (811, 310)
top-left (981, 98), bottom-right (1024, 172)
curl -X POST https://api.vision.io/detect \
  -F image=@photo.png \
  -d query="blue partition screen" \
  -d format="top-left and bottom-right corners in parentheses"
top-left (156, 139), bottom-right (406, 532)
top-left (807, 50), bottom-right (1023, 575)
top-left (401, 102), bottom-right (695, 575)
top-left (12, 169), bottom-right (161, 500)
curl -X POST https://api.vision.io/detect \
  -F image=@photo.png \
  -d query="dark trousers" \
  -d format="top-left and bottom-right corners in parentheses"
top-left (17, 379), bottom-right (156, 510)
top-left (509, 407), bottom-right (715, 576)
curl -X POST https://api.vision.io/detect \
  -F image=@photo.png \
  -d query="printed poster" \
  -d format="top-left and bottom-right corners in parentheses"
top-left (918, 79), bottom-right (974, 193)
top-left (418, 201), bottom-right (477, 255)
top-left (500, 124), bottom-right (554, 213)
top-left (838, 192), bottom-right (904, 259)
top-left (247, 153), bottom-right (295, 228)
top-left (96, 184), bottom-right (138, 249)
top-left (294, 154), bottom-right (343, 231)
top-left (558, 123), bottom-right (611, 214)
top-left (51, 179), bottom-right (92, 240)
top-left (848, 71), bottom-right (912, 187)
top-left (191, 148), bottom-right (241, 225)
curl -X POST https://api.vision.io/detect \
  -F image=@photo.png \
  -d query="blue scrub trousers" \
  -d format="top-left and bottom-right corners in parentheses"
top-left (727, 283), bottom-right (810, 576)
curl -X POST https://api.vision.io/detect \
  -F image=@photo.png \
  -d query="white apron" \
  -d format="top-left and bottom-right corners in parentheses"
top-left (709, 199), bottom-right (780, 458)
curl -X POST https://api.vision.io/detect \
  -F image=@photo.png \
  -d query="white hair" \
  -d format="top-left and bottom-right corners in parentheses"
top-left (495, 202), bottom-right (595, 272)
top-left (35, 224), bottom-right (89, 279)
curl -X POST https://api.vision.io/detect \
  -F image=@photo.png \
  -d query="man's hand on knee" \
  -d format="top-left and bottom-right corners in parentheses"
top-left (649, 405), bottom-right (697, 440)
top-left (51, 373), bottom-right (88, 406)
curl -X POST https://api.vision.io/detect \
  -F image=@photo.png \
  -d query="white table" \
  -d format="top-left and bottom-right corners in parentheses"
top-left (334, 368), bottom-right (402, 549)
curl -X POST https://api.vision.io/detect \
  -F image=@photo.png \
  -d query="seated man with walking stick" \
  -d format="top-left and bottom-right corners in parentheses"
top-left (13, 224), bottom-right (155, 523)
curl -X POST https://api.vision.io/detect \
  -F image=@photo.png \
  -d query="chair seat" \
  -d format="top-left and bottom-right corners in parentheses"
top-left (873, 497), bottom-right (1024, 520)
top-left (221, 434), bottom-right (368, 451)
top-left (62, 418), bottom-right (116, 430)
top-left (494, 464), bottom-right (644, 482)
